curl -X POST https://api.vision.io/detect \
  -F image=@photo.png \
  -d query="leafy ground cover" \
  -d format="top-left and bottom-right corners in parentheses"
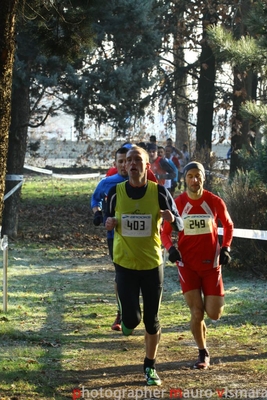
top-left (0, 172), bottom-right (267, 399)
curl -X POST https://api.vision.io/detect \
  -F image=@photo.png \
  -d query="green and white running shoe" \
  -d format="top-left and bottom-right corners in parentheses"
top-left (144, 367), bottom-right (162, 386)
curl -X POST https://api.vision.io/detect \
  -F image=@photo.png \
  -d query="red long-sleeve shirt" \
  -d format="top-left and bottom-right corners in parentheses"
top-left (161, 190), bottom-right (234, 270)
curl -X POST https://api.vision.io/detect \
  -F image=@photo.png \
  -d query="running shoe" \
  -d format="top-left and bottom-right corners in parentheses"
top-left (111, 312), bottom-right (121, 331)
top-left (121, 322), bottom-right (133, 336)
top-left (144, 367), bottom-right (162, 386)
top-left (193, 351), bottom-right (210, 369)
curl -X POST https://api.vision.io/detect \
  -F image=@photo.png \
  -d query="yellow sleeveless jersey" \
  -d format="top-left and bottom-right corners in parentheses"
top-left (113, 180), bottom-right (163, 270)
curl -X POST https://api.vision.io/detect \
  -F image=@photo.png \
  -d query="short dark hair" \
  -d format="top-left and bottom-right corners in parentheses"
top-left (136, 142), bottom-right (147, 150)
top-left (147, 143), bottom-right (158, 151)
top-left (115, 147), bottom-right (128, 160)
top-left (149, 135), bottom-right (157, 142)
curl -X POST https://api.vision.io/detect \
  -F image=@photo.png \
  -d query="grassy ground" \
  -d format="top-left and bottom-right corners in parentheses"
top-left (0, 174), bottom-right (267, 399)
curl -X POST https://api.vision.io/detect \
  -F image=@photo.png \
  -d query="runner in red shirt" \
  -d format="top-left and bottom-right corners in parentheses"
top-left (161, 161), bottom-right (234, 370)
top-left (148, 143), bottom-right (176, 186)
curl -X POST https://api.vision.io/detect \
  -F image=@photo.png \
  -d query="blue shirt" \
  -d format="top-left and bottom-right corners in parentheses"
top-left (91, 173), bottom-right (128, 239)
top-left (166, 158), bottom-right (178, 183)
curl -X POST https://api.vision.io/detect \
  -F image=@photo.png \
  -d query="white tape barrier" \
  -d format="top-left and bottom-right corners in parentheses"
top-left (3, 165), bottom-right (101, 202)
top-left (12, 166), bottom-right (267, 241)
top-left (4, 174), bottom-right (24, 201)
top-left (24, 164), bottom-right (100, 179)
top-left (6, 174), bottom-right (23, 181)
top-left (52, 172), bottom-right (100, 179)
top-left (24, 165), bottom-right (53, 175)
top-left (4, 181), bottom-right (23, 201)
top-left (218, 227), bottom-right (267, 241)
top-left (163, 226), bottom-right (267, 267)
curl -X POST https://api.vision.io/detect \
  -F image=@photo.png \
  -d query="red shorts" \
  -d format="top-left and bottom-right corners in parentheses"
top-left (178, 265), bottom-right (224, 296)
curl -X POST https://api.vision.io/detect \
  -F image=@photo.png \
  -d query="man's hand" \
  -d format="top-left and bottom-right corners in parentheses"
top-left (160, 209), bottom-right (174, 223)
top-left (219, 247), bottom-right (231, 265)
top-left (93, 210), bottom-right (103, 226)
top-left (168, 246), bottom-right (181, 263)
top-left (105, 217), bottom-right (117, 231)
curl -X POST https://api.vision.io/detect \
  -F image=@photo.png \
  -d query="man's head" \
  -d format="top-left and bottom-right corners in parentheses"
top-left (147, 143), bottom-right (158, 163)
top-left (183, 161), bottom-right (205, 197)
top-left (115, 147), bottom-right (128, 177)
top-left (165, 145), bottom-right (172, 159)
top-left (136, 141), bottom-right (147, 150)
top-left (157, 146), bottom-right (165, 158)
top-left (184, 162), bottom-right (205, 179)
top-left (125, 146), bottom-right (150, 184)
top-left (166, 138), bottom-right (173, 147)
top-left (149, 135), bottom-right (157, 143)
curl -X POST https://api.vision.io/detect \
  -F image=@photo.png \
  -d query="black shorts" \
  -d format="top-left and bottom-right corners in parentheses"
top-left (114, 263), bottom-right (163, 335)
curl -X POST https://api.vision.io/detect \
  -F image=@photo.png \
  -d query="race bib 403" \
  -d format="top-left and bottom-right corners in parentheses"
top-left (121, 214), bottom-right (152, 237)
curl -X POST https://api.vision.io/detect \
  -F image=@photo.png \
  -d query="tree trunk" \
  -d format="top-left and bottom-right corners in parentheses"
top-left (173, 4), bottom-right (189, 150)
top-left (0, 0), bottom-right (19, 231)
top-left (2, 84), bottom-right (30, 237)
top-left (196, 7), bottom-right (216, 152)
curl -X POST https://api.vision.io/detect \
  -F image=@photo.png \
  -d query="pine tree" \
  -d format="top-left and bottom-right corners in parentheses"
top-left (74, 0), bottom-right (165, 135)
top-left (207, 0), bottom-right (267, 174)
top-left (3, 0), bottom-right (102, 237)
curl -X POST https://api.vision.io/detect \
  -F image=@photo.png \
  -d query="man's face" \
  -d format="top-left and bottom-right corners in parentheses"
top-left (157, 148), bottom-right (165, 157)
top-left (115, 153), bottom-right (127, 177)
top-left (149, 149), bottom-right (158, 163)
top-left (166, 139), bottom-right (172, 147)
top-left (185, 168), bottom-right (204, 194)
top-left (165, 146), bottom-right (172, 159)
top-left (126, 149), bottom-right (149, 179)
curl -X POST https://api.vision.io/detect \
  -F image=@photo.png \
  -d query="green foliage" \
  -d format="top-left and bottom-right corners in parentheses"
top-left (245, 0), bottom-right (267, 46)
top-left (74, 0), bottom-right (166, 134)
top-left (238, 142), bottom-right (267, 185)
top-left (212, 141), bottom-right (267, 275)
top-left (207, 25), bottom-right (265, 72)
top-left (219, 170), bottom-right (267, 277)
top-left (18, 1), bottom-right (98, 62)
top-left (207, 1), bottom-right (267, 73)
top-left (207, 1), bottom-right (267, 147)
top-left (14, 0), bottom-right (174, 136)
top-left (14, 0), bottom-right (102, 134)
top-left (240, 102), bottom-right (267, 136)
